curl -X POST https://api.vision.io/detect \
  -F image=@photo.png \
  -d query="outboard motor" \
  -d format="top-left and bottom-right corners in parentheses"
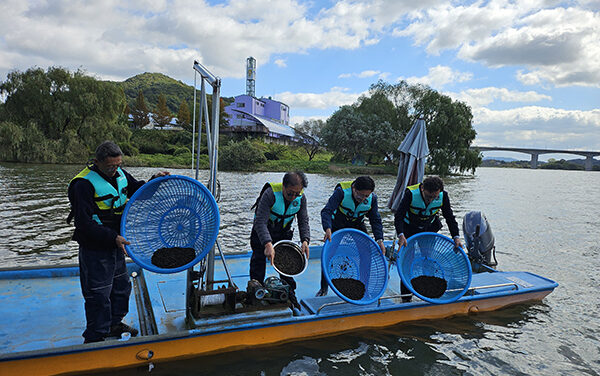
top-left (462, 211), bottom-right (498, 272)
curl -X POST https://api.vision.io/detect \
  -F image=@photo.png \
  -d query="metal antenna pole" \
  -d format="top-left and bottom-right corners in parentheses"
top-left (205, 79), bottom-right (221, 286)
top-left (195, 79), bottom-right (206, 181)
top-left (191, 70), bottom-right (197, 171)
top-left (205, 89), bottom-right (212, 165)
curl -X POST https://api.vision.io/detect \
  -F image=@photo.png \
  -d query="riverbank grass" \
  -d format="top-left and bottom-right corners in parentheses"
top-left (124, 153), bottom-right (396, 175)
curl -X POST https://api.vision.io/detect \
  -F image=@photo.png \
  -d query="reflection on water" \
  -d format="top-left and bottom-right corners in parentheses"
top-left (1, 163), bottom-right (599, 375)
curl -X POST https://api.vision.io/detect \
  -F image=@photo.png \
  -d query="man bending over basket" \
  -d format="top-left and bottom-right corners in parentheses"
top-left (67, 141), bottom-right (169, 343)
top-left (316, 175), bottom-right (385, 297)
top-left (250, 171), bottom-right (310, 310)
top-left (393, 175), bottom-right (462, 302)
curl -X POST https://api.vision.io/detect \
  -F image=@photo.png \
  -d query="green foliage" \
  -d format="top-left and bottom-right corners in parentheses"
top-left (124, 152), bottom-right (205, 169)
top-left (0, 66), bottom-right (131, 163)
top-left (116, 72), bottom-right (233, 122)
top-left (130, 129), bottom-right (189, 154)
top-left (262, 143), bottom-right (290, 160)
top-left (0, 121), bottom-right (23, 161)
top-left (152, 94), bottom-right (172, 128)
top-left (261, 159), bottom-right (330, 173)
top-left (321, 91), bottom-right (402, 165)
top-left (219, 139), bottom-right (266, 170)
top-left (321, 106), bottom-right (369, 162)
top-left (256, 160), bottom-right (396, 174)
top-left (177, 100), bottom-right (191, 130)
top-left (294, 119), bottom-right (324, 161)
top-left (540, 159), bottom-right (583, 170)
top-left (118, 73), bottom-right (193, 114)
top-left (131, 90), bottom-right (149, 128)
top-left (355, 92), bottom-right (402, 162)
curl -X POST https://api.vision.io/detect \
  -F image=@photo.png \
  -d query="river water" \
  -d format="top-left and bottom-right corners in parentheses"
top-left (0, 163), bottom-right (598, 375)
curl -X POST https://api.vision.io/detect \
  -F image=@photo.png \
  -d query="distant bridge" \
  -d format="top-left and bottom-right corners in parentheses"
top-left (472, 146), bottom-right (600, 171)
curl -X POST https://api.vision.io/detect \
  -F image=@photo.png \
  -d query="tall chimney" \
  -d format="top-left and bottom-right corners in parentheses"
top-left (246, 57), bottom-right (256, 97)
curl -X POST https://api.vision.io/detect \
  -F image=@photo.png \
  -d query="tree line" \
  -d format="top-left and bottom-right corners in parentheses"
top-left (1, 66), bottom-right (481, 175)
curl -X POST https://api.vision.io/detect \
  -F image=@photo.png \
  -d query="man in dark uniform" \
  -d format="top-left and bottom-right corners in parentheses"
top-left (250, 171), bottom-right (310, 310)
top-left (393, 175), bottom-right (462, 301)
top-left (68, 141), bottom-right (168, 343)
top-left (317, 176), bottom-right (385, 296)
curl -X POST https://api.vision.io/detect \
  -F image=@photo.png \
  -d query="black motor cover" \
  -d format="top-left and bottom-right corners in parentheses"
top-left (462, 211), bottom-right (497, 268)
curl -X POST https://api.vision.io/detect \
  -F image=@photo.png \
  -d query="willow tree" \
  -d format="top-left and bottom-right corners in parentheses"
top-left (321, 91), bottom-right (401, 164)
top-left (322, 80), bottom-right (480, 174)
top-left (371, 80), bottom-right (480, 174)
top-left (0, 66), bottom-right (131, 163)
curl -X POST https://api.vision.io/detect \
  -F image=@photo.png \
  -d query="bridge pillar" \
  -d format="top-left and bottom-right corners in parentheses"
top-left (585, 155), bottom-right (594, 171)
top-left (530, 153), bottom-right (539, 169)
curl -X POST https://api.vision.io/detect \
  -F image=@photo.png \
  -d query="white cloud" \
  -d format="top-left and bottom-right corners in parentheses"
top-left (2, 0), bottom-right (597, 90)
top-left (449, 87), bottom-right (552, 107)
top-left (402, 65), bottom-right (472, 88)
top-left (378, 72), bottom-right (390, 80)
top-left (0, 0), bottom-right (435, 81)
top-left (394, 0), bottom-right (531, 54)
top-left (274, 59), bottom-right (287, 68)
top-left (274, 86), bottom-right (366, 109)
top-left (357, 70), bottom-right (380, 78)
top-left (472, 106), bottom-right (600, 149)
top-left (338, 70), bottom-right (383, 79)
top-left (290, 114), bottom-right (328, 126)
top-left (396, 2), bottom-right (600, 88)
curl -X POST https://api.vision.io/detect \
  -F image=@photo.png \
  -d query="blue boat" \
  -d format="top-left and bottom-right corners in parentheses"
top-left (0, 244), bottom-right (557, 375)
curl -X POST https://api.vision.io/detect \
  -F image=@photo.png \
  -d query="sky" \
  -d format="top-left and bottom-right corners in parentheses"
top-left (1, 0), bottom-right (599, 161)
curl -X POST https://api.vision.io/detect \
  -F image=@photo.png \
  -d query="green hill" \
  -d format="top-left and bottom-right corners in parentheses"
top-left (112, 72), bottom-right (233, 114)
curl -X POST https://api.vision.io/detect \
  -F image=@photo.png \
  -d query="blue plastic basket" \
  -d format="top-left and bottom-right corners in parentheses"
top-left (121, 175), bottom-right (220, 274)
top-left (397, 232), bottom-right (472, 304)
top-left (322, 228), bottom-right (388, 305)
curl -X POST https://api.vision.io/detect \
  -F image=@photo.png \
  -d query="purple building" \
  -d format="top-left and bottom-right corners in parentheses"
top-left (222, 57), bottom-right (298, 144)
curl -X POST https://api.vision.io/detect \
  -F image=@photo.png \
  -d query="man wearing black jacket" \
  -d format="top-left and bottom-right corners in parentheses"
top-left (250, 171), bottom-right (310, 310)
top-left (68, 141), bottom-right (168, 343)
top-left (316, 176), bottom-right (385, 296)
top-left (393, 175), bottom-right (462, 301)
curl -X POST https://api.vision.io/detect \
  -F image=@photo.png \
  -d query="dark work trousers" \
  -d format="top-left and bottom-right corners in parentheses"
top-left (320, 220), bottom-right (368, 292)
top-left (250, 228), bottom-right (297, 291)
top-left (78, 246), bottom-right (132, 342)
top-left (400, 217), bottom-right (442, 301)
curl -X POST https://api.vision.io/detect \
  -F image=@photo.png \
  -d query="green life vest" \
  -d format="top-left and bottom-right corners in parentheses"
top-left (269, 182), bottom-right (303, 229)
top-left (334, 181), bottom-right (372, 222)
top-left (404, 183), bottom-right (443, 225)
top-left (69, 166), bottom-right (129, 225)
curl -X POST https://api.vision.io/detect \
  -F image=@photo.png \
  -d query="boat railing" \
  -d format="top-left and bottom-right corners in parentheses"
top-left (465, 282), bottom-right (519, 295)
top-left (314, 282), bottom-right (519, 314)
